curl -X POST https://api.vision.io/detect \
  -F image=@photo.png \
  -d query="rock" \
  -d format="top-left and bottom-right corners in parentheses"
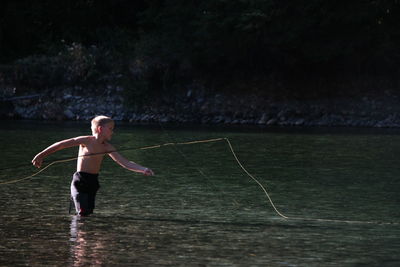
top-left (266, 118), bottom-right (277, 125)
top-left (295, 118), bottom-right (305, 126)
top-left (257, 113), bottom-right (268, 124)
top-left (160, 116), bottom-right (169, 123)
top-left (5, 83), bottom-right (400, 128)
top-left (141, 114), bottom-right (150, 121)
top-left (64, 109), bottom-right (75, 119)
top-left (224, 117), bottom-right (232, 124)
top-left (63, 94), bottom-right (72, 100)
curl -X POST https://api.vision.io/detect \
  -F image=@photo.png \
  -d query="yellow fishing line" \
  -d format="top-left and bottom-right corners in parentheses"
top-left (0, 138), bottom-right (287, 218)
top-left (2, 137), bottom-right (397, 225)
top-left (224, 138), bottom-right (289, 219)
top-left (0, 157), bottom-right (76, 185)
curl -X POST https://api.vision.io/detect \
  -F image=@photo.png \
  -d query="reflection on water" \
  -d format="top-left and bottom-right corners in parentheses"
top-left (70, 216), bottom-right (101, 266)
top-left (1, 122), bottom-right (400, 266)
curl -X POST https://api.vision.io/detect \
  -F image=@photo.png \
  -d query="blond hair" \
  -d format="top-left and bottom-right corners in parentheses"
top-left (91, 115), bottom-right (114, 133)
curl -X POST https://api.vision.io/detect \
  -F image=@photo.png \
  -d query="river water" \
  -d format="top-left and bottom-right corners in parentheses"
top-left (0, 121), bottom-right (399, 266)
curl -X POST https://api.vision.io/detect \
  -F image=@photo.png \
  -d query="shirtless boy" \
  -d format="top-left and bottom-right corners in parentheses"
top-left (32, 115), bottom-right (154, 216)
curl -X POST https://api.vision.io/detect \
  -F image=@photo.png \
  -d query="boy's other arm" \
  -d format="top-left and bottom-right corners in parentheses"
top-left (32, 136), bottom-right (91, 168)
top-left (108, 152), bottom-right (154, 176)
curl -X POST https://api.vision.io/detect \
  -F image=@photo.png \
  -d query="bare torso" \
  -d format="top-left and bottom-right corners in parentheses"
top-left (76, 137), bottom-right (115, 174)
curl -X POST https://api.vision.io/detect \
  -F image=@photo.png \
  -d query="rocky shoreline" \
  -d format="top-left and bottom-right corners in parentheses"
top-left (2, 85), bottom-right (400, 128)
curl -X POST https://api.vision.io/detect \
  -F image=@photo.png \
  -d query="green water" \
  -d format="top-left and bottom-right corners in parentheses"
top-left (0, 121), bottom-right (399, 266)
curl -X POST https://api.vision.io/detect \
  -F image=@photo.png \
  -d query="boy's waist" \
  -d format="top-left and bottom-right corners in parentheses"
top-left (74, 171), bottom-right (99, 179)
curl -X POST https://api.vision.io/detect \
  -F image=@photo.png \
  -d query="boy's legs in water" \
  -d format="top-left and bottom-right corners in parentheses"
top-left (71, 172), bottom-right (99, 216)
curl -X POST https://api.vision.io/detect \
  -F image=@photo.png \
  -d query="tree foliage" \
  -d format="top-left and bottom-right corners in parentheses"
top-left (1, 0), bottom-right (399, 95)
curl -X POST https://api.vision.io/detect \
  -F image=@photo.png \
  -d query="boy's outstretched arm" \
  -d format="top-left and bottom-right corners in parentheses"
top-left (32, 136), bottom-right (89, 168)
top-left (108, 152), bottom-right (154, 176)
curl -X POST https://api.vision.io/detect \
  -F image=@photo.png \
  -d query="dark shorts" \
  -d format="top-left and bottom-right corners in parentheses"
top-left (70, 171), bottom-right (100, 216)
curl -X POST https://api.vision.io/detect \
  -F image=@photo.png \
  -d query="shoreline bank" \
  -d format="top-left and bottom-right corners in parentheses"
top-left (2, 86), bottom-right (400, 128)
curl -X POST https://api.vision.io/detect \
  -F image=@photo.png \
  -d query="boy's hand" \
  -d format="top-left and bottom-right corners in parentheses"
top-left (143, 168), bottom-right (154, 176)
top-left (32, 154), bottom-right (43, 168)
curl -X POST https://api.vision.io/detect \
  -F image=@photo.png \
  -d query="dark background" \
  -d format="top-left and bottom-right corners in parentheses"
top-left (1, 0), bottom-right (399, 100)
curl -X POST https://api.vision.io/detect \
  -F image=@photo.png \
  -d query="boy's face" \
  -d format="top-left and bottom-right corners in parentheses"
top-left (98, 122), bottom-right (114, 141)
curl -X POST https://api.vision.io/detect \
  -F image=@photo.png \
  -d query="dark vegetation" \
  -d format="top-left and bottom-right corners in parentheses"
top-left (1, 0), bottom-right (399, 104)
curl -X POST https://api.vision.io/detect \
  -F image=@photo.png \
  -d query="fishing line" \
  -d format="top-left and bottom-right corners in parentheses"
top-left (1, 138), bottom-right (398, 225)
top-left (224, 138), bottom-right (288, 219)
top-left (0, 137), bottom-right (285, 217)
top-left (157, 125), bottom-right (241, 209)
top-left (1, 139), bottom-right (228, 185)
top-left (0, 157), bottom-right (77, 185)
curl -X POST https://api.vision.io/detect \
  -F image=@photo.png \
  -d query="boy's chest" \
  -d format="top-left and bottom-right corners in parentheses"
top-left (79, 143), bottom-right (109, 155)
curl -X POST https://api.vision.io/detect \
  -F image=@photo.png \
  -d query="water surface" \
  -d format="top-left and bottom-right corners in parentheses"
top-left (1, 121), bottom-right (399, 266)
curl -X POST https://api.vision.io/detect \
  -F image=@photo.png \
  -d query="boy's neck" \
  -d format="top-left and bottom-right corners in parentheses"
top-left (93, 133), bottom-right (107, 144)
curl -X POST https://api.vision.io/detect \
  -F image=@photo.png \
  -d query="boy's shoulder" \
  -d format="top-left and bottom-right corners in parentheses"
top-left (71, 135), bottom-right (98, 147)
top-left (102, 141), bottom-right (115, 149)
top-left (74, 135), bottom-right (96, 142)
